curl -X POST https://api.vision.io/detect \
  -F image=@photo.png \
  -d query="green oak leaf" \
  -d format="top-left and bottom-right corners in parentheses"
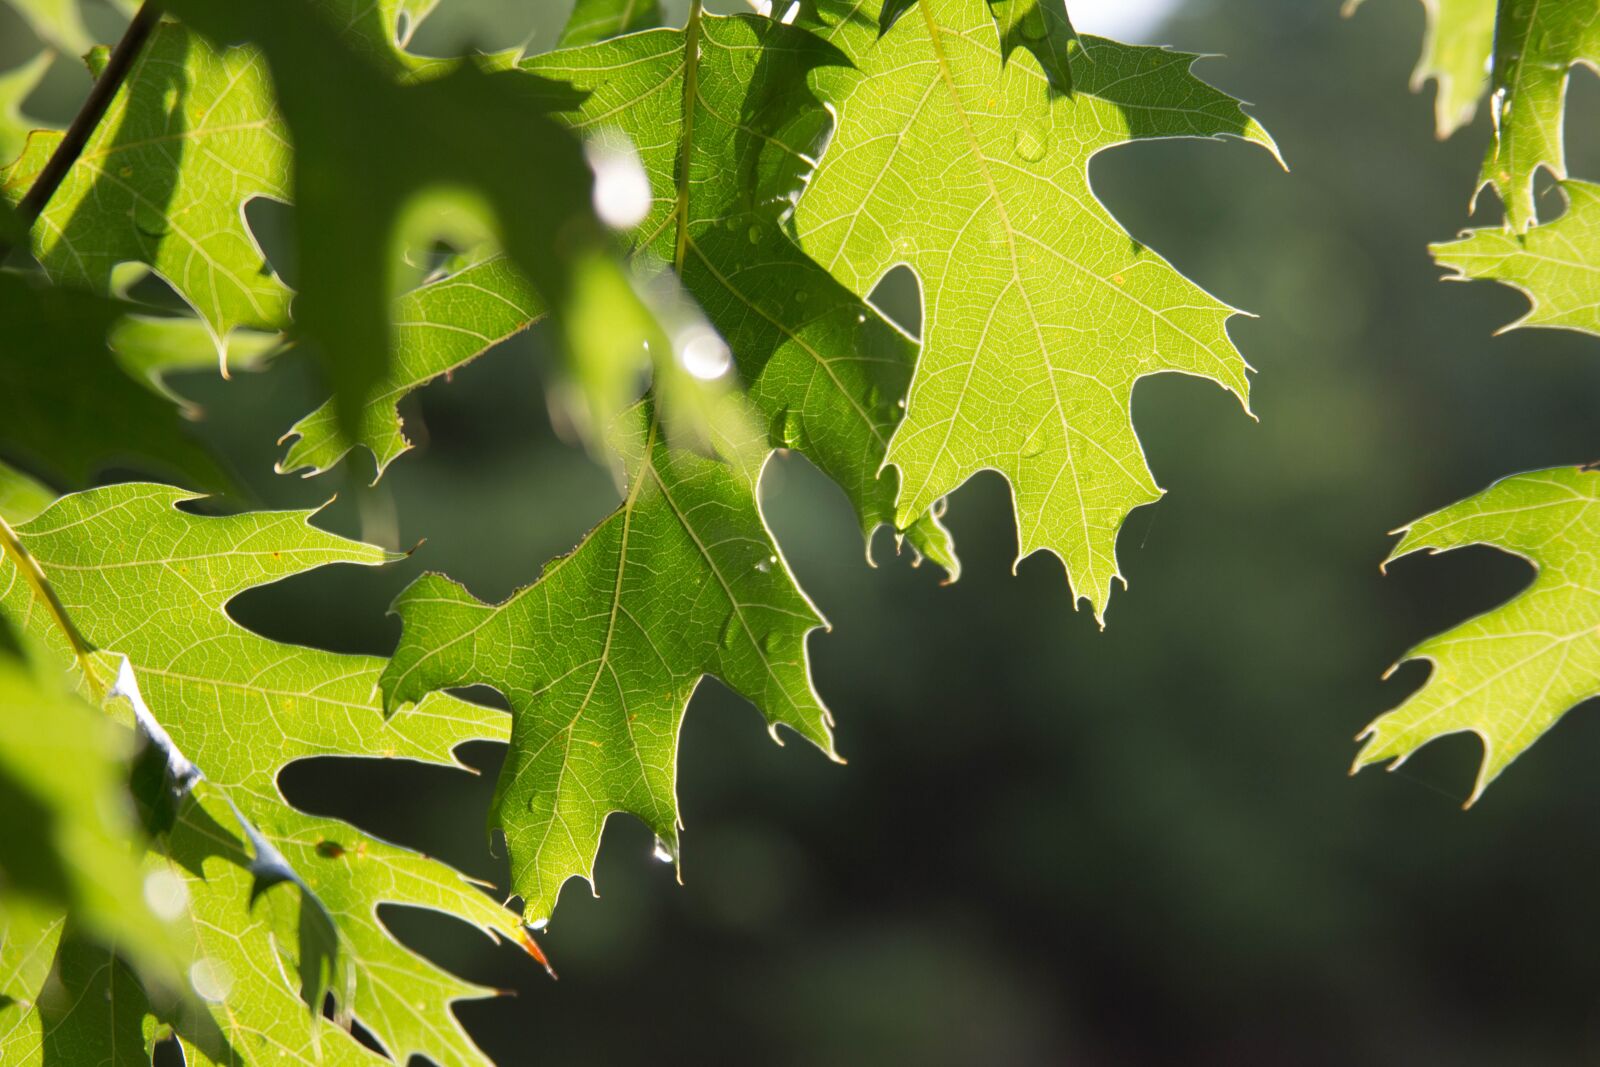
top-left (1432, 179), bottom-right (1600, 337)
top-left (0, 52), bottom-right (52, 165)
top-left (1346, 0), bottom-right (1495, 138)
top-left (0, 484), bottom-right (525, 1067)
top-left (0, 21), bottom-right (294, 350)
top-left (1356, 466), bottom-right (1600, 804)
top-left (0, 271), bottom-right (230, 493)
top-left (384, 402), bottom-right (835, 922)
top-left (558, 0), bottom-right (663, 46)
top-left (282, 10), bottom-right (955, 570)
top-left (277, 255), bottom-right (542, 479)
top-left (795, 0), bottom-right (1279, 621)
top-left (1479, 0), bottom-right (1600, 231)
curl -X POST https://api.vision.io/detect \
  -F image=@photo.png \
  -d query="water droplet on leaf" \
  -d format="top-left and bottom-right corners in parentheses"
top-left (1013, 127), bottom-right (1048, 162)
top-left (133, 200), bottom-right (169, 237)
top-left (781, 409), bottom-right (805, 449)
top-left (1021, 423), bottom-right (1048, 457)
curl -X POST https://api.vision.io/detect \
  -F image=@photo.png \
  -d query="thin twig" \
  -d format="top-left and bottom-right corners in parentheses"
top-left (0, 513), bottom-right (103, 700)
top-left (0, 1), bottom-right (163, 264)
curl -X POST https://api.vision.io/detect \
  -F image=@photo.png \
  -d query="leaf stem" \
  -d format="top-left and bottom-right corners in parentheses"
top-left (672, 0), bottom-right (704, 273)
top-left (0, 512), bottom-right (103, 700)
top-left (0, 1), bottom-right (163, 264)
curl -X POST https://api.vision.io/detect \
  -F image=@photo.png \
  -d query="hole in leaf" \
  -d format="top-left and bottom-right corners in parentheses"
top-left (867, 264), bottom-right (922, 340)
top-left (151, 1036), bottom-right (184, 1067)
top-left (277, 741), bottom-right (508, 886)
top-left (245, 198), bottom-right (297, 288)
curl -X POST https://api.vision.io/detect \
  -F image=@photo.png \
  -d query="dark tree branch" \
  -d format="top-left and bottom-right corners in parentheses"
top-left (0, 1), bottom-right (163, 265)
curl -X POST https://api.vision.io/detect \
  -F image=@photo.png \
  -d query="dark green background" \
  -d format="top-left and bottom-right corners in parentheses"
top-left (8, 0), bottom-right (1600, 1062)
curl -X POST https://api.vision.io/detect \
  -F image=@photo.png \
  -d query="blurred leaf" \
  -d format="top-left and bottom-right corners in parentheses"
top-left (558, 0), bottom-right (663, 46)
top-left (0, 461), bottom-right (53, 523)
top-left (163, 0), bottom-right (665, 444)
top-left (1479, 0), bottom-right (1600, 230)
top-left (1432, 178), bottom-right (1600, 337)
top-left (795, 0), bottom-right (1280, 622)
top-left (0, 0), bottom-right (93, 53)
top-left (0, 271), bottom-right (229, 492)
top-left (108, 315), bottom-right (280, 407)
top-left (3, 932), bottom-right (171, 1066)
top-left (0, 656), bottom-right (185, 998)
top-left (0, 20), bottom-right (295, 353)
top-left (384, 402), bottom-right (834, 923)
top-left (1357, 467), bottom-right (1600, 804)
top-left (0, 52), bottom-right (53, 165)
top-left (1348, 0), bottom-right (1495, 138)
top-left (0, 898), bottom-right (60, 1028)
top-left (0, 484), bottom-right (524, 1066)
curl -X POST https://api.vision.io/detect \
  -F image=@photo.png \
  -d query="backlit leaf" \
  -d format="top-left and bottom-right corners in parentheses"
top-left (1432, 178), bottom-right (1600, 337)
top-left (795, 0), bottom-right (1279, 621)
top-left (0, 484), bottom-right (524, 1066)
top-left (1356, 466), bottom-right (1600, 804)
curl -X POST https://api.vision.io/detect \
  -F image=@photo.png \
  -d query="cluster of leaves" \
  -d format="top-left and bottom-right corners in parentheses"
top-left (0, 0), bottom-right (1275, 1060)
top-left (1351, 0), bottom-right (1600, 802)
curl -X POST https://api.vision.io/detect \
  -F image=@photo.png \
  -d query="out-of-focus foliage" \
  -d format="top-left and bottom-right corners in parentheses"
top-left (557, 0), bottom-right (662, 46)
top-left (0, 461), bottom-right (53, 523)
top-left (0, 653), bottom-right (185, 1007)
top-left (1348, 0), bottom-right (1495, 138)
top-left (0, 0), bottom-right (99, 54)
top-left (0, 52), bottom-right (51, 162)
top-left (0, 272), bottom-right (229, 492)
top-left (161, 0), bottom-right (667, 442)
